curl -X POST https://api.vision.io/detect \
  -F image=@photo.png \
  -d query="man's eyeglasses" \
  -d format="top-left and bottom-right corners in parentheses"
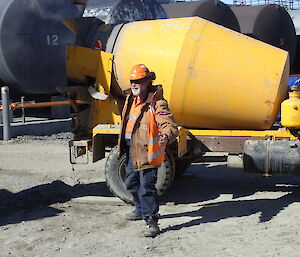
top-left (130, 78), bottom-right (147, 84)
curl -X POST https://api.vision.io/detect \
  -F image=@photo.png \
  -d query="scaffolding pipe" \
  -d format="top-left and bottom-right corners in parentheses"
top-left (1, 86), bottom-right (11, 141)
top-left (21, 96), bottom-right (25, 123)
top-left (4, 99), bottom-right (88, 110)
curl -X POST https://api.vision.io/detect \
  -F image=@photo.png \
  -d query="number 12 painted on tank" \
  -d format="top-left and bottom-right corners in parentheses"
top-left (46, 35), bottom-right (59, 46)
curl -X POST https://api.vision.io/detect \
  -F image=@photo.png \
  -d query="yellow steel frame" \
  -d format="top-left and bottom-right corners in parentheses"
top-left (177, 127), bottom-right (298, 158)
top-left (67, 45), bottom-right (121, 129)
top-left (187, 128), bottom-right (298, 138)
top-left (92, 124), bottom-right (120, 136)
top-left (91, 124), bottom-right (299, 158)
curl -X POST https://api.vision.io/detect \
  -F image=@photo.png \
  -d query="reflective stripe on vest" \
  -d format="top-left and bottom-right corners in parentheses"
top-left (125, 101), bottom-right (143, 139)
top-left (147, 104), bottom-right (165, 166)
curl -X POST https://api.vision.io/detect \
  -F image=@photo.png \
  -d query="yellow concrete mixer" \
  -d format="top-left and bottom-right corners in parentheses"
top-left (64, 17), bottom-right (300, 204)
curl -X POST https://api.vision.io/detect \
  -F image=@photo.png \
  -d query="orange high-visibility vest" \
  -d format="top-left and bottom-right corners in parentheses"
top-left (125, 99), bottom-right (165, 167)
top-left (147, 104), bottom-right (165, 166)
top-left (125, 99), bottom-right (143, 139)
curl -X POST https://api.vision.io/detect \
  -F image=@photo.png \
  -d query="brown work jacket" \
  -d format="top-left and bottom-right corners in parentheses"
top-left (118, 85), bottom-right (178, 171)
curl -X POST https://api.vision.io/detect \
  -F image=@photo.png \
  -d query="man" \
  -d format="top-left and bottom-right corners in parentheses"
top-left (117, 64), bottom-right (178, 238)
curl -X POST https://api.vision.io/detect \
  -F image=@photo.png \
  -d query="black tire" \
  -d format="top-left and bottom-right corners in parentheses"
top-left (175, 160), bottom-right (191, 176)
top-left (105, 146), bottom-right (175, 204)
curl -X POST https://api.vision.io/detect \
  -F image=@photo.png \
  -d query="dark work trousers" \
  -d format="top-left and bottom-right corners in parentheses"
top-left (125, 139), bottom-right (159, 221)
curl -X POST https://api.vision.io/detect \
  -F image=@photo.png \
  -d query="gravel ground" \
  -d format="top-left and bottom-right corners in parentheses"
top-left (1, 138), bottom-right (300, 257)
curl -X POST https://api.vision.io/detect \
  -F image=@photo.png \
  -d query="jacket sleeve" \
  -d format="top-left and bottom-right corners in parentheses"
top-left (154, 99), bottom-right (178, 144)
top-left (117, 95), bottom-right (130, 157)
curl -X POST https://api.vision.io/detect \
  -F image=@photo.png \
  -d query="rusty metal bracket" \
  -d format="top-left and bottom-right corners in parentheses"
top-left (69, 139), bottom-right (92, 164)
top-left (178, 127), bottom-right (189, 158)
top-left (263, 139), bottom-right (272, 177)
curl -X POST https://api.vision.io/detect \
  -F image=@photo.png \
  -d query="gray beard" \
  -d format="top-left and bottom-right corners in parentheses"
top-left (132, 88), bottom-right (141, 96)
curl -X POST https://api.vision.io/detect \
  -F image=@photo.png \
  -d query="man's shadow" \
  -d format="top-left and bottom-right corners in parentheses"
top-left (161, 163), bottom-right (300, 232)
top-left (2, 163), bottom-right (300, 229)
top-left (0, 180), bottom-right (113, 226)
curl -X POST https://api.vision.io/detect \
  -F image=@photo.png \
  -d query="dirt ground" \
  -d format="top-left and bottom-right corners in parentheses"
top-left (1, 138), bottom-right (300, 257)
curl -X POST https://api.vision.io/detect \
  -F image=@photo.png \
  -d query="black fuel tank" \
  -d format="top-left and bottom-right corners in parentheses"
top-left (231, 5), bottom-right (297, 65)
top-left (244, 140), bottom-right (300, 175)
top-left (84, 0), bottom-right (168, 51)
top-left (162, 0), bottom-right (240, 32)
top-left (288, 9), bottom-right (300, 73)
top-left (83, 0), bottom-right (167, 24)
top-left (0, 0), bottom-right (82, 94)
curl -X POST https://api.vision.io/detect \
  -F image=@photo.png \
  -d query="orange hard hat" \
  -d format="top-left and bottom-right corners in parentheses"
top-left (129, 64), bottom-right (150, 80)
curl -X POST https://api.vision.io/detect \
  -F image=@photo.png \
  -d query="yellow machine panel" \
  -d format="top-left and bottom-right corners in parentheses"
top-left (67, 45), bottom-right (121, 129)
top-left (112, 17), bottom-right (289, 130)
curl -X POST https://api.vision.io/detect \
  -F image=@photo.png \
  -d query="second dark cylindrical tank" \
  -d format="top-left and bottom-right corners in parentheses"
top-left (288, 9), bottom-right (300, 74)
top-left (162, 0), bottom-right (241, 32)
top-left (231, 5), bottom-right (297, 65)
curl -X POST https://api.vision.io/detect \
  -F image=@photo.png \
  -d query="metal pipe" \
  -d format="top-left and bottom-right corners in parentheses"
top-left (1, 86), bottom-right (11, 141)
top-left (9, 100), bottom-right (87, 110)
top-left (21, 96), bottom-right (25, 123)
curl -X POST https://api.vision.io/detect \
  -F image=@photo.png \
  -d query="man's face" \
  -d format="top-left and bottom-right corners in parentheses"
top-left (130, 77), bottom-right (150, 97)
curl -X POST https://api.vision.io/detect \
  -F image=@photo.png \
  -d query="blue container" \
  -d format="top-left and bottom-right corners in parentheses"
top-left (288, 75), bottom-right (300, 90)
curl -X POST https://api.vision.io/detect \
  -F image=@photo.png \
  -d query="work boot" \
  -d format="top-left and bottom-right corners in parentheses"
top-left (125, 211), bottom-right (143, 221)
top-left (144, 219), bottom-right (160, 238)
